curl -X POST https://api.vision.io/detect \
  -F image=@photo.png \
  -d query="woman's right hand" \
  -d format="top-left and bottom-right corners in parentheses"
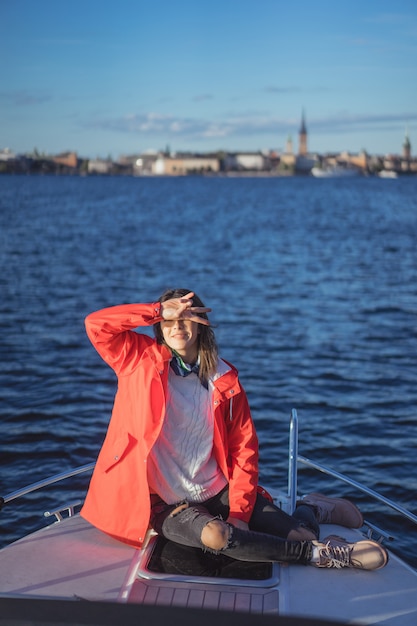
top-left (161, 291), bottom-right (211, 325)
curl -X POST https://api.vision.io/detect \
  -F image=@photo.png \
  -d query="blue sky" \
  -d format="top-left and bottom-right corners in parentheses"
top-left (1, 0), bottom-right (416, 158)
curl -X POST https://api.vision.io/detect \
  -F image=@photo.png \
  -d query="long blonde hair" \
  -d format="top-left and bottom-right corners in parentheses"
top-left (154, 288), bottom-right (218, 383)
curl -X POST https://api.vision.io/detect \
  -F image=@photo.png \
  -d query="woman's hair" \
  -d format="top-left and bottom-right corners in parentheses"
top-left (154, 288), bottom-right (218, 382)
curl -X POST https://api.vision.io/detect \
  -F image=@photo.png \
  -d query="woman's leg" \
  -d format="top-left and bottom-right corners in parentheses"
top-left (249, 492), bottom-right (319, 539)
top-left (149, 493), bottom-right (387, 569)
top-left (150, 493), bottom-right (312, 564)
top-left (151, 497), bottom-right (217, 550)
top-left (149, 492), bottom-right (387, 570)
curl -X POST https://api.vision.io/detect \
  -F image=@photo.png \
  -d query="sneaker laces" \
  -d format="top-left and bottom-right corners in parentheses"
top-left (319, 541), bottom-right (352, 568)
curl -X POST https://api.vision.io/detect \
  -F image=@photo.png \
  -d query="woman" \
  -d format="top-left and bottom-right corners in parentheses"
top-left (81, 289), bottom-right (387, 570)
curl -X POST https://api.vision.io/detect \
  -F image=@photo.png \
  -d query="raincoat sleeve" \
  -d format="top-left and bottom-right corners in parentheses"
top-left (225, 388), bottom-right (259, 523)
top-left (85, 303), bottom-right (163, 375)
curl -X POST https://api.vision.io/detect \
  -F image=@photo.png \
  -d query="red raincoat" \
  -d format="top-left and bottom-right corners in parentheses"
top-left (81, 303), bottom-right (259, 547)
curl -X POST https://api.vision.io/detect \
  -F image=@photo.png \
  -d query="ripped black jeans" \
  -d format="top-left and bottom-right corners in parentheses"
top-left (150, 486), bottom-right (317, 564)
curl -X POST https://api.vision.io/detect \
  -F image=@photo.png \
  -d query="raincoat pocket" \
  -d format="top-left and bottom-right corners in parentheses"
top-left (98, 432), bottom-right (138, 472)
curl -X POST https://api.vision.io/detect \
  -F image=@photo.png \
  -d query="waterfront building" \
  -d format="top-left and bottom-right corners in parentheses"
top-left (285, 135), bottom-right (293, 154)
top-left (223, 152), bottom-right (266, 172)
top-left (132, 152), bottom-right (220, 175)
top-left (0, 148), bottom-right (16, 161)
top-left (52, 152), bottom-right (78, 169)
top-left (159, 154), bottom-right (220, 175)
top-left (87, 159), bottom-right (113, 175)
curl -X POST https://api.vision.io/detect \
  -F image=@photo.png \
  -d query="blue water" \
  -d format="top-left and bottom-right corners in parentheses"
top-left (1, 174), bottom-right (416, 567)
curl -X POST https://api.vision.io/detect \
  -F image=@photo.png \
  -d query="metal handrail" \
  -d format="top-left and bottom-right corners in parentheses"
top-left (0, 462), bottom-right (95, 509)
top-left (287, 408), bottom-right (298, 513)
top-left (289, 408), bottom-right (417, 528)
top-left (297, 455), bottom-right (417, 526)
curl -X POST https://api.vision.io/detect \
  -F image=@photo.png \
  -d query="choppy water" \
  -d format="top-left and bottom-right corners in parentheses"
top-left (1, 174), bottom-right (416, 568)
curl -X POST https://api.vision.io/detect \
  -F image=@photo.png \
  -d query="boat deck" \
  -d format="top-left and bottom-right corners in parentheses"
top-left (129, 578), bottom-right (279, 614)
top-left (0, 515), bottom-right (133, 602)
top-left (1, 514), bottom-right (417, 624)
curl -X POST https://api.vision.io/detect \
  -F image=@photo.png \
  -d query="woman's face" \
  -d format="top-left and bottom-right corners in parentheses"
top-left (160, 317), bottom-right (199, 363)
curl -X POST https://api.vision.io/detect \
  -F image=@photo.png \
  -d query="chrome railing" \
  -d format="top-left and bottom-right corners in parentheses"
top-left (0, 462), bottom-right (95, 510)
top-left (288, 408), bottom-right (417, 527)
top-left (287, 408), bottom-right (299, 513)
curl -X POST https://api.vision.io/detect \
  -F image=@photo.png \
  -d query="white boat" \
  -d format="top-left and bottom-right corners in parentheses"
top-left (311, 165), bottom-right (361, 178)
top-left (378, 170), bottom-right (399, 179)
top-left (1, 409), bottom-right (417, 625)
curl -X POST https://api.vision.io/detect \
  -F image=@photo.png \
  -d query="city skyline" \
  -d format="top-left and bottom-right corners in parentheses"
top-left (1, 0), bottom-right (417, 159)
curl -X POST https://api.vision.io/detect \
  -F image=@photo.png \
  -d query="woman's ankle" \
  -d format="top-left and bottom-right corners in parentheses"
top-left (287, 527), bottom-right (317, 542)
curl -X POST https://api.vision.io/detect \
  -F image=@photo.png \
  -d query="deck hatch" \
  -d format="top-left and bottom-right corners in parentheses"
top-left (136, 536), bottom-right (280, 589)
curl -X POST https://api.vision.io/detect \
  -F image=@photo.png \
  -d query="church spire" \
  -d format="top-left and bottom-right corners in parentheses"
top-left (300, 109), bottom-right (307, 135)
top-left (403, 125), bottom-right (411, 160)
top-left (299, 109), bottom-right (307, 156)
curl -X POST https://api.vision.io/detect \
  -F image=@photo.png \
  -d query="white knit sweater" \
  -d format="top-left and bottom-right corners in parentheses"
top-left (147, 368), bottom-right (227, 504)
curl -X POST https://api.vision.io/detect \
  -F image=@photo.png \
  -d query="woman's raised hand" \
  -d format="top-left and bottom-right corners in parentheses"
top-left (161, 292), bottom-right (211, 325)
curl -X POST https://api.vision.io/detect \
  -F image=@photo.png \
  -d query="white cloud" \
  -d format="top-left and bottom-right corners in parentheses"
top-left (0, 90), bottom-right (52, 106)
top-left (83, 110), bottom-right (417, 142)
top-left (192, 94), bottom-right (214, 102)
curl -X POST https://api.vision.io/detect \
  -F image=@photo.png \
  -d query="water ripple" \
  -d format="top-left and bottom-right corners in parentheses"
top-left (1, 174), bottom-right (416, 567)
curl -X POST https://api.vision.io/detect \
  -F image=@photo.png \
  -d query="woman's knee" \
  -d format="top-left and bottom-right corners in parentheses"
top-left (201, 519), bottom-right (230, 551)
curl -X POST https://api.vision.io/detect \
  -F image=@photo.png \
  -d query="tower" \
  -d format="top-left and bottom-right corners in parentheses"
top-left (299, 110), bottom-right (307, 156)
top-left (403, 127), bottom-right (411, 160)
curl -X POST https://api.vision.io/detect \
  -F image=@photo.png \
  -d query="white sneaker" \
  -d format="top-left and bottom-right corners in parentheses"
top-left (312, 535), bottom-right (388, 570)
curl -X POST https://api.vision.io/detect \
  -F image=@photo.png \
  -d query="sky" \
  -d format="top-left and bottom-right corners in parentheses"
top-left (1, 0), bottom-right (417, 159)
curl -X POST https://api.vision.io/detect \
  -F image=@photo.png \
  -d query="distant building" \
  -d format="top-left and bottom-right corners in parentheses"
top-left (223, 152), bottom-right (267, 172)
top-left (296, 154), bottom-right (316, 173)
top-left (293, 111), bottom-right (316, 173)
top-left (128, 152), bottom-right (159, 175)
top-left (277, 135), bottom-right (295, 171)
top-left (285, 135), bottom-right (293, 154)
top-left (0, 148), bottom-right (16, 161)
top-left (88, 159), bottom-right (113, 174)
top-left (132, 153), bottom-right (220, 175)
top-left (52, 152), bottom-right (78, 169)
top-left (403, 128), bottom-right (411, 161)
top-left (337, 150), bottom-right (368, 170)
top-left (162, 154), bottom-right (220, 175)
top-left (380, 130), bottom-right (416, 174)
top-left (298, 110), bottom-right (307, 156)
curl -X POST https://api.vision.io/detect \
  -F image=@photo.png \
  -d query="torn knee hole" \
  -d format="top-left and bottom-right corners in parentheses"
top-left (201, 519), bottom-right (230, 551)
top-left (169, 503), bottom-right (189, 518)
